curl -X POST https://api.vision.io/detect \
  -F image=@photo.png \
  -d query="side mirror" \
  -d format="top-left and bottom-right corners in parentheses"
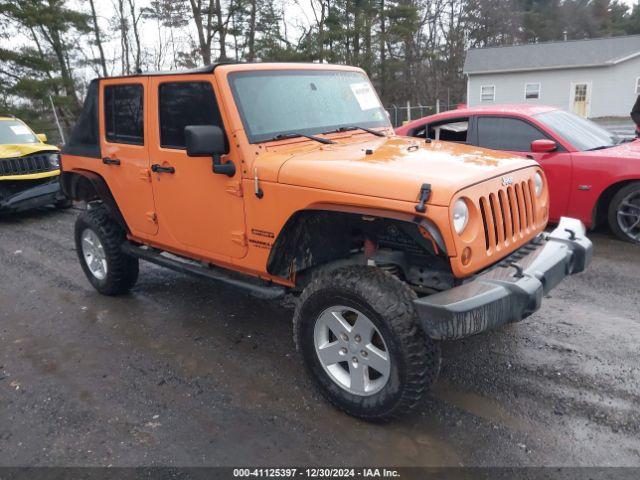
top-left (531, 139), bottom-right (557, 153)
top-left (185, 125), bottom-right (235, 177)
top-left (37, 133), bottom-right (48, 143)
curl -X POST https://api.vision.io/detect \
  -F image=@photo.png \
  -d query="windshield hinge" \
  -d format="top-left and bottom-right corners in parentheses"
top-left (415, 183), bottom-right (432, 213)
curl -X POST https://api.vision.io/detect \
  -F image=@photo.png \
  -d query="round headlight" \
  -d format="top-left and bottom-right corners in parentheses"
top-left (452, 199), bottom-right (469, 235)
top-left (534, 172), bottom-right (544, 197)
top-left (48, 153), bottom-right (60, 169)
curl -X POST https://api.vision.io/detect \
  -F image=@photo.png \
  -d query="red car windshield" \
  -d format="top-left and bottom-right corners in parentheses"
top-left (534, 110), bottom-right (618, 152)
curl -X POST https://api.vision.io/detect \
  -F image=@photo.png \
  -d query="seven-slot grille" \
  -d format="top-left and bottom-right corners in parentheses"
top-left (0, 153), bottom-right (56, 177)
top-left (478, 179), bottom-right (537, 252)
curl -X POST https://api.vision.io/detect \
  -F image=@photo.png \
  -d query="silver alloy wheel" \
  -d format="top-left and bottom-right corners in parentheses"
top-left (81, 228), bottom-right (108, 280)
top-left (313, 306), bottom-right (391, 396)
top-left (617, 190), bottom-right (640, 242)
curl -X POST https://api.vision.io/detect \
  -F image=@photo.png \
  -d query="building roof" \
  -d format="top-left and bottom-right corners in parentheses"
top-left (464, 35), bottom-right (640, 75)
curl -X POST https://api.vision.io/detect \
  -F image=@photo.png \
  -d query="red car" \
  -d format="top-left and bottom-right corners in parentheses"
top-left (396, 105), bottom-right (640, 243)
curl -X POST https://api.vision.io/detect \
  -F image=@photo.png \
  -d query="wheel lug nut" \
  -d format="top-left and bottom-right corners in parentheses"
top-left (354, 335), bottom-right (361, 343)
top-left (361, 350), bottom-right (368, 357)
top-left (340, 347), bottom-right (347, 355)
top-left (352, 357), bottom-right (358, 364)
top-left (341, 333), bottom-right (349, 342)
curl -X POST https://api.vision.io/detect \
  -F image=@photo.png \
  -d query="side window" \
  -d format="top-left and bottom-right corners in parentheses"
top-left (104, 84), bottom-right (144, 145)
top-left (477, 117), bottom-right (546, 152)
top-left (159, 82), bottom-right (222, 149)
top-left (427, 119), bottom-right (469, 142)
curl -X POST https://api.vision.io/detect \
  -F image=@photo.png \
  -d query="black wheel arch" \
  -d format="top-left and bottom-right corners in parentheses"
top-left (266, 208), bottom-right (449, 282)
top-left (60, 170), bottom-right (129, 232)
top-left (592, 179), bottom-right (640, 229)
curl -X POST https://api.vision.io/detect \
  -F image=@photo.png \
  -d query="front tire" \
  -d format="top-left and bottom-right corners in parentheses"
top-left (74, 205), bottom-right (139, 295)
top-left (294, 266), bottom-right (440, 421)
top-left (608, 182), bottom-right (640, 244)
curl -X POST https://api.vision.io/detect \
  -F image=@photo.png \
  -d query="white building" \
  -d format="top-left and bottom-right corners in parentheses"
top-left (464, 35), bottom-right (640, 118)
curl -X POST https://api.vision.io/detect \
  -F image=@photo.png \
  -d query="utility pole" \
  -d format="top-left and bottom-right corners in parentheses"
top-left (49, 94), bottom-right (66, 145)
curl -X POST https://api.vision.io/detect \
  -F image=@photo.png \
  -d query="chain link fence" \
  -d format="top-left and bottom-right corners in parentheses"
top-left (385, 101), bottom-right (463, 128)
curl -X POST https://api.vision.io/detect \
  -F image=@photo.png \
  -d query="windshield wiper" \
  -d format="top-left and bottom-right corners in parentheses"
top-left (322, 125), bottom-right (386, 137)
top-left (268, 133), bottom-right (336, 145)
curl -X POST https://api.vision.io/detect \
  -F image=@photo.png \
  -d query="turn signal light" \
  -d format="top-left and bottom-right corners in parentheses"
top-left (461, 247), bottom-right (472, 266)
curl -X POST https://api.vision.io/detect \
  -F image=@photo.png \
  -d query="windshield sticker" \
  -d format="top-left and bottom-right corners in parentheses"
top-left (10, 125), bottom-right (31, 135)
top-left (350, 82), bottom-right (380, 111)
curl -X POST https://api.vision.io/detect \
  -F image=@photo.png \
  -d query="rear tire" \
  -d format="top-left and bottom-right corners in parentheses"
top-left (74, 204), bottom-right (139, 295)
top-left (608, 182), bottom-right (640, 244)
top-left (294, 265), bottom-right (440, 421)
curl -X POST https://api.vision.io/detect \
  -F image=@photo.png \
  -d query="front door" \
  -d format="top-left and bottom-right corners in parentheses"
top-left (100, 79), bottom-right (158, 237)
top-left (571, 82), bottom-right (591, 118)
top-left (474, 115), bottom-right (572, 222)
top-left (147, 76), bottom-right (247, 260)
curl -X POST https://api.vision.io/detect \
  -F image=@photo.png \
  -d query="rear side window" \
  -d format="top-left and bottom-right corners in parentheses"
top-left (64, 80), bottom-right (100, 157)
top-left (477, 116), bottom-right (546, 152)
top-left (159, 82), bottom-right (222, 149)
top-left (104, 84), bottom-right (144, 145)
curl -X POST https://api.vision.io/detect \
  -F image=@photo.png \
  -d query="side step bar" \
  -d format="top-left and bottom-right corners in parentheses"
top-left (121, 243), bottom-right (286, 300)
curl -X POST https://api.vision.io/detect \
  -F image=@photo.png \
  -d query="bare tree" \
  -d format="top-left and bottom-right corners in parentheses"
top-left (88, 0), bottom-right (108, 76)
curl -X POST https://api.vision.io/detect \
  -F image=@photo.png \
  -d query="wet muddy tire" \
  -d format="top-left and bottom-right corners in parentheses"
top-left (293, 265), bottom-right (440, 421)
top-left (74, 205), bottom-right (139, 295)
top-left (608, 182), bottom-right (640, 244)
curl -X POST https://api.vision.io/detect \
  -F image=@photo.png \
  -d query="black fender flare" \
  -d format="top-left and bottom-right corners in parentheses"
top-left (60, 170), bottom-right (129, 232)
top-left (266, 207), bottom-right (448, 279)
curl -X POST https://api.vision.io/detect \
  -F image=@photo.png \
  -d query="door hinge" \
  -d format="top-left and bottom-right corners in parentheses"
top-left (226, 182), bottom-right (243, 197)
top-left (231, 231), bottom-right (247, 247)
top-left (145, 211), bottom-right (157, 224)
top-left (140, 168), bottom-right (151, 182)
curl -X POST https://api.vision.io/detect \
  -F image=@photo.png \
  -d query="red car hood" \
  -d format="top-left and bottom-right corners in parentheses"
top-left (593, 140), bottom-right (640, 159)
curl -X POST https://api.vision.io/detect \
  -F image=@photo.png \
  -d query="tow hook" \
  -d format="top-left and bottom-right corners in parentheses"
top-left (415, 183), bottom-right (432, 213)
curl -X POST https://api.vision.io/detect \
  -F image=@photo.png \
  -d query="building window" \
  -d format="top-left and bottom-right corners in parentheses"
top-left (525, 83), bottom-right (541, 100)
top-left (480, 85), bottom-right (495, 102)
top-left (636, 77), bottom-right (640, 95)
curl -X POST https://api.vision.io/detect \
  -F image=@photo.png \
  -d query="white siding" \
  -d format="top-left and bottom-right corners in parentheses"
top-left (466, 56), bottom-right (640, 118)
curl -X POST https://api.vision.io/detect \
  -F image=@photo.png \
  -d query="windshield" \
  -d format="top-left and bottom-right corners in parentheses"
top-left (0, 119), bottom-right (39, 145)
top-left (229, 70), bottom-right (390, 143)
top-left (534, 109), bottom-right (618, 151)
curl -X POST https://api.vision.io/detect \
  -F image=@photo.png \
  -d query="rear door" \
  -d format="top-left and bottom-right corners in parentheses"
top-left (100, 78), bottom-right (158, 236)
top-left (473, 115), bottom-right (572, 222)
top-left (147, 76), bottom-right (247, 259)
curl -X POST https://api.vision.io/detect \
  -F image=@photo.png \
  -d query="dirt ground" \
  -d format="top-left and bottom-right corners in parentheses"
top-left (0, 206), bottom-right (639, 467)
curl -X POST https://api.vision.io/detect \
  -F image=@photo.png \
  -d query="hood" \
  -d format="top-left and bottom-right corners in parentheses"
top-left (273, 136), bottom-right (538, 206)
top-left (0, 143), bottom-right (59, 159)
top-left (589, 139), bottom-right (640, 159)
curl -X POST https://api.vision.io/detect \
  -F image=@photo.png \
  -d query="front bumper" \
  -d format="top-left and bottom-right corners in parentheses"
top-left (414, 217), bottom-right (593, 340)
top-left (0, 178), bottom-right (66, 212)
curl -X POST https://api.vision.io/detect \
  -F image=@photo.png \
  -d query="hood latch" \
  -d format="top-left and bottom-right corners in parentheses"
top-left (415, 183), bottom-right (432, 213)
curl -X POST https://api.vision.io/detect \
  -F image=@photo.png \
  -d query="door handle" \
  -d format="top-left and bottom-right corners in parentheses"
top-left (151, 164), bottom-right (175, 174)
top-left (102, 157), bottom-right (121, 166)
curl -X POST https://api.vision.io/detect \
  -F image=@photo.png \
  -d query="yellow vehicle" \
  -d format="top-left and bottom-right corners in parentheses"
top-left (0, 115), bottom-right (69, 212)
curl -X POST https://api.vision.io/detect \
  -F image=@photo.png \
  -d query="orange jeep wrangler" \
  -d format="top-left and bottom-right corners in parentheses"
top-left (61, 63), bottom-right (592, 420)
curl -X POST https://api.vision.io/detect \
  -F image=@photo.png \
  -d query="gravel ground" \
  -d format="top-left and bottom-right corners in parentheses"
top-left (0, 206), bottom-right (639, 467)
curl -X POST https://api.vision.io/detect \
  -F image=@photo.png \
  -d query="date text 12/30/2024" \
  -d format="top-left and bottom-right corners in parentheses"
top-left (233, 468), bottom-right (401, 478)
